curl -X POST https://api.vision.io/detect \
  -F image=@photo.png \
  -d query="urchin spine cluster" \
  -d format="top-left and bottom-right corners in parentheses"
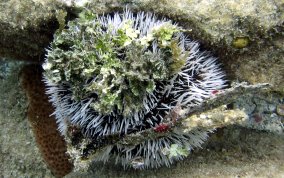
top-left (94, 130), bottom-right (209, 169)
top-left (43, 9), bottom-right (226, 169)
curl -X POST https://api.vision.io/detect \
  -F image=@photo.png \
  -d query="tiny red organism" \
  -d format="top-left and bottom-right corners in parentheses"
top-left (252, 113), bottom-right (262, 123)
top-left (211, 90), bottom-right (219, 95)
top-left (153, 123), bottom-right (170, 133)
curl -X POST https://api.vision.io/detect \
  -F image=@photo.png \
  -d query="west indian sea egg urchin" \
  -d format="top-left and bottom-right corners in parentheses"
top-left (43, 9), bottom-right (227, 169)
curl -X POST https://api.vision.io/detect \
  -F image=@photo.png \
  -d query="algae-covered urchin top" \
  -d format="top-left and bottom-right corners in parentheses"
top-left (43, 9), bottom-right (226, 169)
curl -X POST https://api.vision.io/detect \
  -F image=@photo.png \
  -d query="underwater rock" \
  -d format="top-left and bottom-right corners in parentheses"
top-left (0, 0), bottom-right (63, 62)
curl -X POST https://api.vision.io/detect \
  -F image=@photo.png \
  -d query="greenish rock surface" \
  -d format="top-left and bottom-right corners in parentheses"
top-left (0, 0), bottom-right (61, 61)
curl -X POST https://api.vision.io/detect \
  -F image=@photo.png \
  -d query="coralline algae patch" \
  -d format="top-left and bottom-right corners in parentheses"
top-left (234, 93), bottom-right (284, 134)
top-left (20, 65), bottom-right (73, 177)
top-left (43, 9), bottom-right (226, 169)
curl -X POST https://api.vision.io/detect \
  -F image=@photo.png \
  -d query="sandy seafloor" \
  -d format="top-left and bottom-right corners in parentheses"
top-left (0, 61), bottom-right (283, 178)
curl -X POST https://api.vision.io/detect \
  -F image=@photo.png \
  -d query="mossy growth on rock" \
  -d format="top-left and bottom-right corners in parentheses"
top-left (44, 9), bottom-right (187, 117)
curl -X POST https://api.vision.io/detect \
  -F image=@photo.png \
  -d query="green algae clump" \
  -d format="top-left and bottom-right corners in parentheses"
top-left (43, 10), bottom-right (186, 117)
top-left (161, 144), bottom-right (189, 159)
top-left (232, 37), bottom-right (249, 49)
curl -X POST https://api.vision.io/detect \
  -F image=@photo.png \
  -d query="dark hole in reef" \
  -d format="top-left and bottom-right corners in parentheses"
top-left (191, 71), bottom-right (204, 82)
top-left (69, 127), bottom-right (84, 146)
top-left (226, 103), bottom-right (234, 109)
top-left (87, 93), bottom-right (98, 100)
top-left (57, 43), bottom-right (72, 51)
top-left (116, 48), bottom-right (126, 59)
top-left (86, 77), bottom-right (93, 84)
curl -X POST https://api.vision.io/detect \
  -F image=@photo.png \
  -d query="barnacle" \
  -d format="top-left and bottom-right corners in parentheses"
top-left (43, 9), bottom-right (226, 169)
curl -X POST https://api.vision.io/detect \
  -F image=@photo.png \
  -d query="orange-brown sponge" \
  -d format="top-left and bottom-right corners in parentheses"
top-left (20, 64), bottom-right (73, 177)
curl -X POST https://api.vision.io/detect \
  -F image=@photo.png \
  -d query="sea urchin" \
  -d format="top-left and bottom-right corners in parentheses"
top-left (43, 9), bottom-right (226, 169)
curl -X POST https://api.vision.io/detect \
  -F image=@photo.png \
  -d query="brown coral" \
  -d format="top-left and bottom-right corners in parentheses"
top-left (20, 64), bottom-right (73, 177)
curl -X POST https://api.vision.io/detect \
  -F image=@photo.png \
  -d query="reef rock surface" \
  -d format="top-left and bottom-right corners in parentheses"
top-left (0, 0), bottom-right (283, 177)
